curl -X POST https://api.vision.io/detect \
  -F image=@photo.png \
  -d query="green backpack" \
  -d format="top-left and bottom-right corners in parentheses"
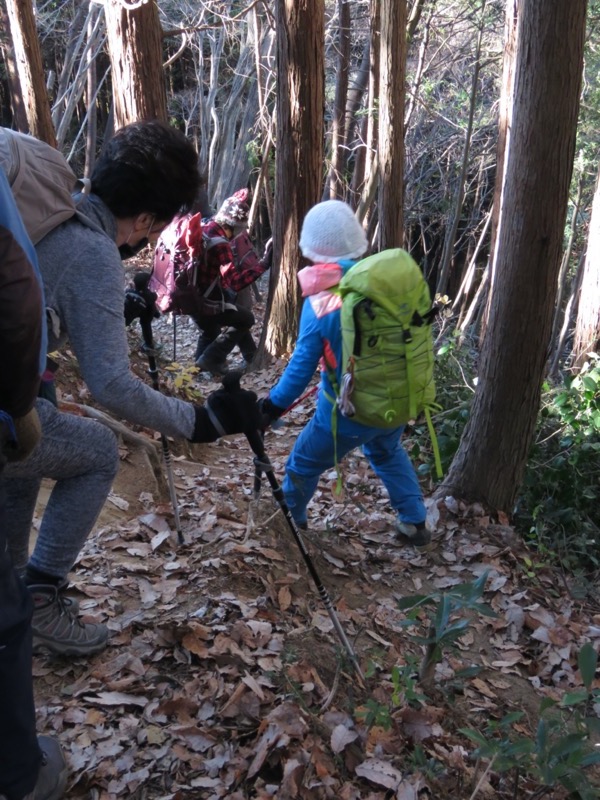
top-left (337, 248), bottom-right (442, 475)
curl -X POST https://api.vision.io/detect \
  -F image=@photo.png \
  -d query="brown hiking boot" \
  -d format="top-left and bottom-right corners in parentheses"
top-left (29, 584), bottom-right (108, 656)
top-left (0, 736), bottom-right (68, 800)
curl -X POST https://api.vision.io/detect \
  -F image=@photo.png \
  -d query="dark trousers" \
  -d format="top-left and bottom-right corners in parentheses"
top-left (193, 305), bottom-right (257, 364)
top-left (0, 454), bottom-right (41, 799)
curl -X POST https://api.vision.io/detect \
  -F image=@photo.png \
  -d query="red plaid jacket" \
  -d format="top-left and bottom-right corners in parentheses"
top-left (200, 219), bottom-right (267, 296)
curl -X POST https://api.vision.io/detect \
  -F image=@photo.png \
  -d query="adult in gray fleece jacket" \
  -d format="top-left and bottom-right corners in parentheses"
top-left (3, 121), bottom-right (261, 658)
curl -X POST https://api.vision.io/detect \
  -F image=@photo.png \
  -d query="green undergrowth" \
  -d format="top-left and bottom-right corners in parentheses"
top-left (361, 578), bottom-right (600, 799)
top-left (410, 335), bottom-right (599, 574)
top-left (516, 355), bottom-right (600, 573)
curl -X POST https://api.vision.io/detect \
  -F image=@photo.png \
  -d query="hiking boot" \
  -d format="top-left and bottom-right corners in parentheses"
top-left (240, 357), bottom-right (257, 373)
top-left (1, 736), bottom-right (69, 800)
top-left (395, 520), bottom-right (432, 548)
top-left (57, 581), bottom-right (79, 616)
top-left (195, 353), bottom-right (229, 376)
top-left (29, 584), bottom-right (108, 656)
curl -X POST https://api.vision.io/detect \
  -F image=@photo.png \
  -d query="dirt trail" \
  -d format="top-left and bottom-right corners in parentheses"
top-left (27, 288), bottom-right (599, 799)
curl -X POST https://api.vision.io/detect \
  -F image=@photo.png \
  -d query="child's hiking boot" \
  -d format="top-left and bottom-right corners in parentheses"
top-left (0, 736), bottom-right (68, 800)
top-left (395, 520), bottom-right (432, 549)
top-left (29, 584), bottom-right (108, 656)
top-left (195, 352), bottom-right (229, 376)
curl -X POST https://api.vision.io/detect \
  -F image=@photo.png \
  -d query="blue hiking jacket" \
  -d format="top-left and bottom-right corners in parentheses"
top-left (270, 259), bottom-right (356, 426)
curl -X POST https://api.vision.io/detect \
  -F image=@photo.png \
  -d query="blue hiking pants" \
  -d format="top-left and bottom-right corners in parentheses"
top-left (283, 406), bottom-right (425, 528)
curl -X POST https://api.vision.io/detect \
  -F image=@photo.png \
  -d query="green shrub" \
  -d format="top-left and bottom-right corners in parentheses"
top-left (516, 355), bottom-right (600, 571)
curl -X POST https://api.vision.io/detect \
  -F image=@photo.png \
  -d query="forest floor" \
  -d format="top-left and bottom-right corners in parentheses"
top-left (30, 271), bottom-right (600, 800)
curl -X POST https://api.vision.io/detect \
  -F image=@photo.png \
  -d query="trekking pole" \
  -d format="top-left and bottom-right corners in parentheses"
top-left (248, 428), bottom-right (364, 683)
top-left (253, 384), bottom-right (319, 501)
top-left (280, 385), bottom-right (318, 418)
top-left (220, 375), bottom-right (364, 682)
top-left (140, 319), bottom-right (185, 546)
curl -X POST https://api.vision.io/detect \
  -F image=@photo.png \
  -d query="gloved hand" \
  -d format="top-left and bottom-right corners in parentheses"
top-left (190, 372), bottom-right (263, 443)
top-left (124, 271), bottom-right (160, 327)
top-left (258, 396), bottom-right (285, 429)
top-left (1, 407), bottom-right (41, 462)
top-left (260, 238), bottom-right (273, 271)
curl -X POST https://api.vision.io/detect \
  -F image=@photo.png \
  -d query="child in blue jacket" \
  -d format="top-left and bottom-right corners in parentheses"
top-left (261, 200), bottom-right (429, 546)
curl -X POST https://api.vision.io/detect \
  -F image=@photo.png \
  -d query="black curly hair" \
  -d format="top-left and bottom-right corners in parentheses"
top-left (91, 120), bottom-right (200, 222)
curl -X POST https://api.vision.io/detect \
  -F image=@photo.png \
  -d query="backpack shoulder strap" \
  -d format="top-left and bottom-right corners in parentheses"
top-left (0, 128), bottom-right (79, 245)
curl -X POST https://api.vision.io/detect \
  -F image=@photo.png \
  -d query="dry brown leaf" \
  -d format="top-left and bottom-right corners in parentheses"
top-left (355, 758), bottom-right (402, 790)
top-left (331, 724), bottom-right (359, 754)
top-left (257, 546), bottom-right (285, 561)
top-left (278, 585), bottom-right (292, 611)
top-left (83, 691), bottom-right (148, 707)
top-left (181, 632), bottom-right (211, 658)
top-left (398, 707), bottom-right (444, 742)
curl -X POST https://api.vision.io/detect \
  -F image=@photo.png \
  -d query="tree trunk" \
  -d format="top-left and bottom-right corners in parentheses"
top-left (4, 0), bottom-right (56, 144)
top-left (440, 0), bottom-right (586, 513)
top-left (0, 8), bottom-right (29, 131)
top-left (436, 0), bottom-right (486, 297)
top-left (347, 37), bottom-right (373, 205)
top-left (325, 0), bottom-right (351, 200)
top-left (549, 252), bottom-right (585, 378)
top-left (377, 0), bottom-right (407, 250)
top-left (572, 167), bottom-right (600, 370)
top-left (104, 0), bottom-right (167, 128)
top-left (263, 0), bottom-right (324, 358)
top-left (548, 169), bottom-right (584, 373)
top-left (357, 0), bottom-right (380, 225)
top-left (85, 6), bottom-right (99, 179)
top-left (480, 0), bottom-right (519, 342)
top-left (209, 35), bottom-right (256, 203)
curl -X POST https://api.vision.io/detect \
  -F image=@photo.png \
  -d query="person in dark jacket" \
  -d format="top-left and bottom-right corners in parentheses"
top-left (0, 169), bottom-right (67, 800)
top-left (192, 189), bottom-right (272, 374)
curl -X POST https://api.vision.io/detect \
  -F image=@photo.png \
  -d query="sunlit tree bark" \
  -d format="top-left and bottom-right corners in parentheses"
top-left (104, 0), bottom-right (167, 128)
top-left (377, 0), bottom-right (407, 249)
top-left (4, 0), bottom-right (56, 144)
top-left (440, 0), bottom-right (586, 512)
top-left (263, 0), bottom-right (324, 357)
top-left (324, 0), bottom-right (350, 201)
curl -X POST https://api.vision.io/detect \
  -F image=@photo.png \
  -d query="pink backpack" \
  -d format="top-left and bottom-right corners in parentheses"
top-left (150, 213), bottom-right (221, 316)
top-left (150, 216), bottom-right (260, 316)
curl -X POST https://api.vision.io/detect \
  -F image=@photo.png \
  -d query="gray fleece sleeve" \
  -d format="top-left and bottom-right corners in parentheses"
top-left (42, 229), bottom-right (196, 439)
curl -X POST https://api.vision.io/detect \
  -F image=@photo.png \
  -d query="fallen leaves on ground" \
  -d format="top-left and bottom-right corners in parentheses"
top-left (31, 312), bottom-right (600, 799)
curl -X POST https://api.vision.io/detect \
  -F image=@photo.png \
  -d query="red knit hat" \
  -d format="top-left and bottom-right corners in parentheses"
top-left (214, 188), bottom-right (250, 227)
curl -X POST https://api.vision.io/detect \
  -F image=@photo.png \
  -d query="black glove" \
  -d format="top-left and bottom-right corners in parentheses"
top-left (190, 372), bottom-right (263, 443)
top-left (124, 271), bottom-right (160, 327)
top-left (258, 396), bottom-right (285, 429)
top-left (260, 238), bottom-right (273, 271)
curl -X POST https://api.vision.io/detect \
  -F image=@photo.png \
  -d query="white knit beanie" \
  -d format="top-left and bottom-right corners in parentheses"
top-left (299, 200), bottom-right (368, 263)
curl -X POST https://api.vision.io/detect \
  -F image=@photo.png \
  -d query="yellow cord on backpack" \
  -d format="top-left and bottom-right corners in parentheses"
top-left (425, 407), bottom-right (443, 479)
top-left (320, 386), bottom-right (343, 498)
